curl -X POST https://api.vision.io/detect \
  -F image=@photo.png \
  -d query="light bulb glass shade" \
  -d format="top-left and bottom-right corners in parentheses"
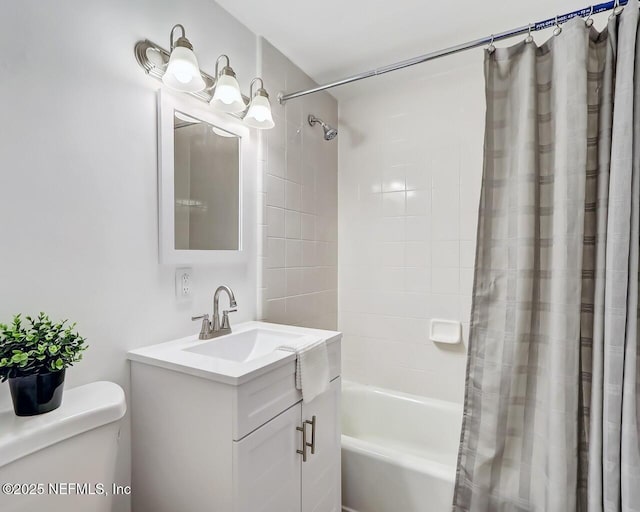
top-left (163, 46), bottom-right (206, 92)
top-left (244, 93), bottom-right (275, 129)
top-left (210, 73), bottom-right (246, 113)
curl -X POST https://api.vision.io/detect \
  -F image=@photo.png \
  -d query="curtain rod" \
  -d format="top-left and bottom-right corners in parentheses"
top-left (277, 0), bottom-right (628, 103)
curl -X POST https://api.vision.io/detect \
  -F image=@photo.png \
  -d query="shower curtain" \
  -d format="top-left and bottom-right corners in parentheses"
top-left (453, 2), bottom-right (640, 511)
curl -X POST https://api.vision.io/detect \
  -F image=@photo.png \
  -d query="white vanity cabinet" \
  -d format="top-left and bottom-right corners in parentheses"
top-left (234, 379), bottom-right (341, 512)
top-left (128, 322), bottom-right (341, 512)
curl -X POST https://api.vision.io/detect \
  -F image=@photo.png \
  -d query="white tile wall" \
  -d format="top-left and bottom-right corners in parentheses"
top-left (338, 55), bottom-right (485, 403)
top-left (258, 39), bottom-right (338, 330)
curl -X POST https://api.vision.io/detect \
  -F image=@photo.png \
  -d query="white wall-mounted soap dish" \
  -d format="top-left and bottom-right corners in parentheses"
top-left (430, 319), bottom-right (462, 344)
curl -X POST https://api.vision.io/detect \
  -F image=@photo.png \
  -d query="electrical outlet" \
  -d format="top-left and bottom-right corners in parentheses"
top-left (175, 268), bottom-right (193, 301)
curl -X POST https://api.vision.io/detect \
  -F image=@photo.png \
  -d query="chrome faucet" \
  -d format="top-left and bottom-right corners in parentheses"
top-left (192, 285), bottom-right (238, 340)
top-left (213, 285), bottom-right (237, 333)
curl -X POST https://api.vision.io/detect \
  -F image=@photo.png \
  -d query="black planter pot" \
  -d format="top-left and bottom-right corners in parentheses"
top-left (8, 369), bottom-right (66, 416)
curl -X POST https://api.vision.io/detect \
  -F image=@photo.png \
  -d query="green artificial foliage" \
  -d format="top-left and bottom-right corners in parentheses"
top-left (0, 313), bottom-right (87, 381)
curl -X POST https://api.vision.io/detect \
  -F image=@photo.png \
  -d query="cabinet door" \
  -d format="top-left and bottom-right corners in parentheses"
top-left (301, 378), bottom-right (341, 512)
top-left (233, 403), bottom-right (302, 512)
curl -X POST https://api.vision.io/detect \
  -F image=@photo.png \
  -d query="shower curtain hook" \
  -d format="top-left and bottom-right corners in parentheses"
top-left (610, 0), bottom-right (624, 18)
top-left (585, 6), bottom-right (594, 27)
top-left (487, 34), bottom-right (496, 53)
top-left (525, 23), bottom-right (534, 43)
top-left (553, 15), bottom-right (562, 36)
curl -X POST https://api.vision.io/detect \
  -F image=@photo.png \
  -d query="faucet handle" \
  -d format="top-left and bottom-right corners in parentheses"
top-left (221, 309), bottom-right (237, 330)
top-left (191, 314), bottom-right (211, 339)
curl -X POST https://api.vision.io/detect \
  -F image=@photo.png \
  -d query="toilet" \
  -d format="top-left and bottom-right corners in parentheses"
top-left (0, 381), bottom-right (126, 512)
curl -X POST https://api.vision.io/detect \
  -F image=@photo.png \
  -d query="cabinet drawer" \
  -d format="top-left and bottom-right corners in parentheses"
top-left (233, 339), bottom-right (341, 440)
top-left (233, 360), bottom-right (299, 440)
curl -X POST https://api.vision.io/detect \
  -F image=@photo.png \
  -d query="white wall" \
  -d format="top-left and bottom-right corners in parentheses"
top-left (258, 40), bottom-right (339, 329)
top-left (337, 51), bottom-right (485, 403)
top-left (0, 2), bottom-right (259, 511)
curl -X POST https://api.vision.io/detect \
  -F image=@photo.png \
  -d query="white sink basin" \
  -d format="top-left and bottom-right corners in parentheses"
top-left (127, 321), bottom-right (342, 386)
top-left (184, 329), bottom-right (305, 362)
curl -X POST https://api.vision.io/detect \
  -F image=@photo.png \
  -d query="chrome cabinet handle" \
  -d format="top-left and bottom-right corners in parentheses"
top-left (296, 424), bottom-right (307, 462)
top-left (305, 416), bottom-right (316, 455)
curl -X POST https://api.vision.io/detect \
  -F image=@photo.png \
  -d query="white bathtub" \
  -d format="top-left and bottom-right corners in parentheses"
top-left (341, 381), bottom-right (463, 512)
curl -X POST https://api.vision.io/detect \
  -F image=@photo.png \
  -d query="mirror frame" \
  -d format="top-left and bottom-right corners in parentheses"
top-left (157, 89), bottom-right (250, 264)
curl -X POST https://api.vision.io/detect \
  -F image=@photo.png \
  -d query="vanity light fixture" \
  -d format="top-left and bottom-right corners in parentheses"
top-left (134, 29), bottom-right (275, 129)
top-left (162, 25), bottom-right (206, 93)
top-left (243, 78), bottom-right (275, 130)
top-left (210, 55), bottom-right (246, 114)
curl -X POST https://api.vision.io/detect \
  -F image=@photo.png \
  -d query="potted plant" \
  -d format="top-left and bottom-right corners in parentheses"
top-left (0, 313), bottom-right (87, 416)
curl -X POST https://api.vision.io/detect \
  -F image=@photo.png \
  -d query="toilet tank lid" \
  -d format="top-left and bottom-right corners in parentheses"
top-left (0, 381), bottom-right (126, 468)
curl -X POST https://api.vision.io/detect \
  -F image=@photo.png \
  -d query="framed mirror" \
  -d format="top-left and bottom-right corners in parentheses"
top-left (157, 90), bottom-right (250, 264)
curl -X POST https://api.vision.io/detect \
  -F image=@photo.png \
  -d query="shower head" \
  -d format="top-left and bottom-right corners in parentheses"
top-left (308, 114), bottom-right (338, 141)
top-left (324, 126), bottom-right (339, 141)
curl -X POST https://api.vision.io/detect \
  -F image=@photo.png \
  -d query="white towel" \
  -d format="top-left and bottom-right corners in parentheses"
top-left (277, 337), bottom-right (330, 403)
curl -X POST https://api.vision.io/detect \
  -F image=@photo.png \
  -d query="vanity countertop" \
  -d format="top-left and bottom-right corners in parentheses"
top-left (127, 321), bottom-right (341, 386)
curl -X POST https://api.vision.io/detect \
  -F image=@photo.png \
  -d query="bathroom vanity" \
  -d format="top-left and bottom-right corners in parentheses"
top-left (128, 321), bottom-right (342, 512)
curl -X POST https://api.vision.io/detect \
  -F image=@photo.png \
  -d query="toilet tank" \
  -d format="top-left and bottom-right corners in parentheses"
top-left (0, 381), bottom-right (126, 512)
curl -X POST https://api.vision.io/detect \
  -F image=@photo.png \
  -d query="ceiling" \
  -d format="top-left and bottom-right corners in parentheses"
top-left (216, 0), bottom-right (595, 99)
